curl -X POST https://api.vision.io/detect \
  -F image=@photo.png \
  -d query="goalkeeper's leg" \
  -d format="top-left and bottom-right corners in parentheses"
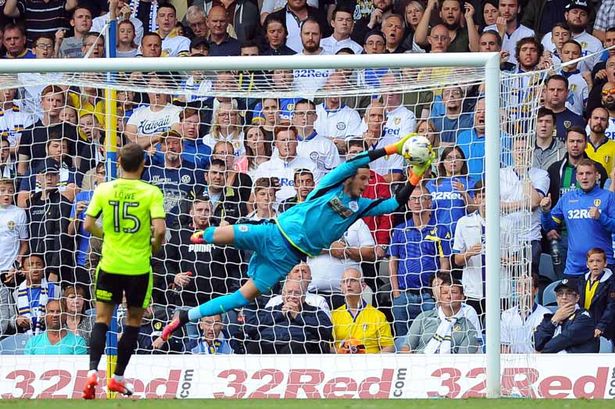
top-left (160, 279), bottom-right (258, 341)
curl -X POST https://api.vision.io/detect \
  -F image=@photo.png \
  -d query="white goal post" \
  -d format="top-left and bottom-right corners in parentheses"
top-left (0, 52), bottom-right (502, 398)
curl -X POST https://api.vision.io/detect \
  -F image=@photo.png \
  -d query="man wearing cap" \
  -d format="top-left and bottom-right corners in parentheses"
top-left (190, 37), bottom-right (209, 56)
top-left (534, 277), bottom-right (599, 353)
top-left (542, 0), bottom-right (603, 73)
top-left (25, 159), bottom-right (73, 282)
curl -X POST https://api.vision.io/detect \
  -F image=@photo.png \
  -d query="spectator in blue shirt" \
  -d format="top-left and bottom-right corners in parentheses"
top-left (188, 314), bottom-right (234, 354)
top-left (176, 107), bottom-right (211, 170)
top-left (431, 86), bottom-right (474, 145)
top-left (389, 181), bottom-right (451, 338)
top-left (541, 158), bottom-right (615, 276)
top-left (25, 299), bottom-right (88, 355)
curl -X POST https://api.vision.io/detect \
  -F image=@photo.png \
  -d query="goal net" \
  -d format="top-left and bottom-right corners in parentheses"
top-left (0, 53), bottom-right (579, 399)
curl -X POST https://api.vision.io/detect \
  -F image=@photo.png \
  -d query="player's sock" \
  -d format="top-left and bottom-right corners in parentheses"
top-left (202, 226), bottom-right (215, 243)
top-left (188, 290), bottom-right (251, 321)
top-left (113, 375), bottom-right (124, 382)
top-left (89, 322), bottom-right (109, 371)
top-left (114, 326), bottom-right (140, 376)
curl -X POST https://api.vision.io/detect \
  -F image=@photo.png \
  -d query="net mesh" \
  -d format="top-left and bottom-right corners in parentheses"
top-left (0, 59), bottom-right (552, 394)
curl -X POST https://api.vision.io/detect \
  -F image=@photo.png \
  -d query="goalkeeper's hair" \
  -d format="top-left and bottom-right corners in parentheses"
top-left (119, 143), bottom-right (145, 172)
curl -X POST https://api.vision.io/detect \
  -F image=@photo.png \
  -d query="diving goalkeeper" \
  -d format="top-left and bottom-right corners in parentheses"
top-left (159, 133), bottom-right (433, 342)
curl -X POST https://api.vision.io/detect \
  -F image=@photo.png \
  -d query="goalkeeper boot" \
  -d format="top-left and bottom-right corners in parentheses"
top-left (108, 377), bottom-right (134, 397)
top-left (161, 309), bottom-right (189, 342)
top-left (82, 370), bottom-right (98, 400)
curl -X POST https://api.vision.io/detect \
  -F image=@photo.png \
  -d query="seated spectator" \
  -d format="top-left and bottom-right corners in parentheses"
top-left (331, 268), bottom-right (394, 353)
top-left (18, 136), bottom-right (78, 208)
top-left (542, 23), bottom-right (571, 67)
top-left (17, 85), bottom-right (79, 177)
top-left (559, 40), bottom-right (590, 116)
top-left (241, 125), bottom-right (272, 178)
top-left (280, 168), bottom-right (315, 212)
top-left (585, 107), bottom-right (615, 176)
top-left (380, 72), bottom-right (416, 144)
top-left (162, 195), bottom-right (242, 308)
top-left (543, 0), bottom-right (603, 73)
top-left (245, 277), bottom-right (332, 353)
top-left (590, 29), bottom-right (615, 85)
top-left (321, 6), bottom-right (362, 55)
top-left (600, 81), bottom-right (615, 139)
top-left (308, 214), bottom-right (375, 309)
top-left (500, 136), bottom-right (550, 275)
top-left (478, 30), bottom-right (515, 72)
top-left (293, 18), bottom-right (333, 97)
top-left (135, 303), bottom-right (183, 354)
top-left (532, 107), bottom-right (566, 172)
top-left (2, 23), bottom-right (35, 59)
top-left (431, 272), bottom-right (481, 338)
top-left (382, 14), bottom-right (405, 53)
top-left (25, 299), bottom-right (87, 355)
top-left (362, 101), bottom-right (404, 182)
top-left (81, 32), bottom-right (105, 58)
top-left (484, 0), bottom-right (534, 65)
top-left (188, 314), bottom-right (234, 354)
top-left (292, 99), bottom-right (341, 174)
top-left (243, 177), bottom-right (278, 221)
top-left (92, 0), bottom-right (144, 50)
top-left (578, 248), bottom-right (615, 341)
top-left (543, 75), bottom-right (586, 141)
top-left (116, 20), bottom-right (139, 58)
top-left (61, 285), bottom-right (94, 345)
top-left (207, 6), bottom-right (241, 56)
top-left (265, 263), bottom-right (330, 315)
top-left (389, 182), bottom-right (450, 338)
top-left (211, 141), bottom-right (252, 204)
top-left (345, 139), bottom-right (392, 247)
top-left (252, 126), bottom-right (318, 204)
top-left (139, 32), bottom-right (162, 57)
top-left (174, 108), bottom-right (211, 169)
top-left (500, 274), bottom-right (550, 353)
top-left (0, 88), bottom-right (35, 156)
top-left (260, 14), bottom-right (296, 56)
top-left (349, 0), bottom-right (390, 45)
top-left (431, 85), bottom-right (473, 145)
top-left (8, 254), bottom-right (59, 335)
top-left (203, 100), bottom-right (246, 157)
top-left (399, 276), bottom-right (481, 353)
top-left (154, 4), bottom-right (190, 57)
top-left (25, 162), bottom-right (73, 282)
top-left (534, 277), bottom-right (600, 353)
top-left (56, 6), bottom-right (93, 58)
top-left (414, 0), bottom-right (478, 52)
top-left (184, 5), bottom-right (208, 39)
top-left (0, 178), bottom-right (28, 283)
top-left (32, 34), bottom-right (56, 59)
top-left (453, 181), bottom-right (486, 322)
top-left (125, 73), bottom-right (182, 148)
top-left (269, 0), bottom-right (328, 54)
top-left (427, 146), bottom-right (474, 233)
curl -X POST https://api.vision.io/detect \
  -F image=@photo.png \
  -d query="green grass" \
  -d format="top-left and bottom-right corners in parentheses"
top-left (0, 400), bottom-right (613, 409)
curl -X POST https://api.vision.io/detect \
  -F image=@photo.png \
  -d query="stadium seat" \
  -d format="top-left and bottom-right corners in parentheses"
top-left (539, 253), bottom-right (558, 283)
top-left (0, 333), bottom-right (31, 355)
top-left (599, 337), bottom-right (613, 353)
top-left (542, 280), bottom-right (561, 312)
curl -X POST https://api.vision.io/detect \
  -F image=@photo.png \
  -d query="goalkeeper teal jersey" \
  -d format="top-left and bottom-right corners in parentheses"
top-left (276, 151), bottom-right (400, 257)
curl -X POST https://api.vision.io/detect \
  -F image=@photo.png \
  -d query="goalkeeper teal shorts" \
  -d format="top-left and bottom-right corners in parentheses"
top-left (232, 221), bottom-right (304, 292)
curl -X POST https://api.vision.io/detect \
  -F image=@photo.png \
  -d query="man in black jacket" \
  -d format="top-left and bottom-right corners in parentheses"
top-left (244, 278), bottom-right (332, 353)
top-left (160, 195), bottom-right (242, 308)
top-left (26, 159), bottom-right (73, 283)
top-left (534, 278), bottom-right (599, 353)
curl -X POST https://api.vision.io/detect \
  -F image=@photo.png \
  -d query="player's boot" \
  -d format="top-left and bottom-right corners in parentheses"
top-left (82, 370), bottom-right (98, 400)
top-left (161, 309), bottom-right (189, 341)
top-left (107, 377), bottom-right (134, 396)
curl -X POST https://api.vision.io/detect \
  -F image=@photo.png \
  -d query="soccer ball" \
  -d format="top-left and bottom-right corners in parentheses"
top-left (401, 135), bottom-right (433, 165)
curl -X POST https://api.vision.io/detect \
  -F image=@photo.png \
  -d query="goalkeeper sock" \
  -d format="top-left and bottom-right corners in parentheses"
top-left (89, 322), bottom-right (108, 371)
top-left (115, 325), bottom-right (140, 377)
top-left (188, 290), bottom-right (251, 321)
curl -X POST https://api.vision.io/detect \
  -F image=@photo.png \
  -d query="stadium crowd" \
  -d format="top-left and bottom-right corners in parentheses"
top-left (0, 0), bottom-right (614, 355)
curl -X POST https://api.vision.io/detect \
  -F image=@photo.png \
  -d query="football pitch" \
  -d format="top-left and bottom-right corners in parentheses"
top-left (0, 400), bottom-right (613, 409)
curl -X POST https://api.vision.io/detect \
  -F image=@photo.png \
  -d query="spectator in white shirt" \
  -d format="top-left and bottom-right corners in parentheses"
top-left (484, 0), bottom-right (534, 65)
top-left (320, 6), bottom-right (362, 55)
top-left (292, 99), bottom-right (341, 174)
top-left (253, 126), bottom-right (319, 203)
top-left (294, 18), bottom-right (332, 97)
top-left (380, 72), bottom-right (417, 140)
top-left (92, 0), bottom-right (144, 48)
top-left (500, 274), bottom-right (550, 353)
top-left (155, 4), bottom-right (190, 57)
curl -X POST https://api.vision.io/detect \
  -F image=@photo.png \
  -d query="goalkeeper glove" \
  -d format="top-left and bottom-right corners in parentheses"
top-left (190, 231), bottom-right (205, 244)
top-left (384, 132), bottom-right (417, 156)
top-left (408, 151), bottom-right (436, 186)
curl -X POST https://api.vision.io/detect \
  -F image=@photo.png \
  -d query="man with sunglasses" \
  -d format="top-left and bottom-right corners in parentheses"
top-left (600, 82), bottom-right (615, 139)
